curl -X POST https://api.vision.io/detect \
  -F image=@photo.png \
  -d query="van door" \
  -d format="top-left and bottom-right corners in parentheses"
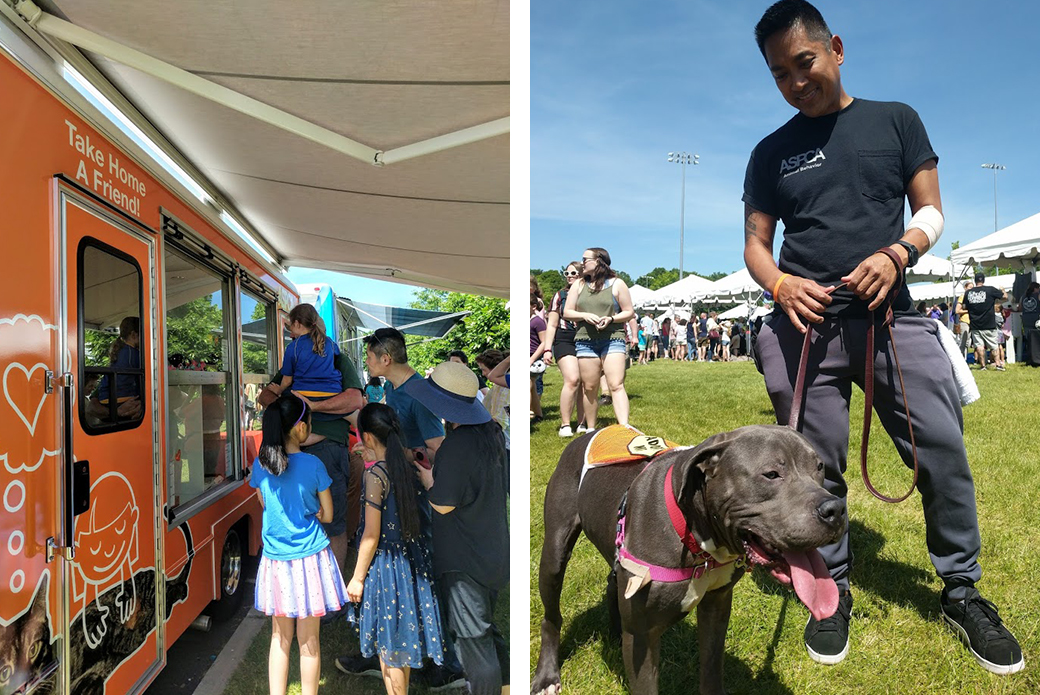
top-left (59, 189), bottom-right (163, 694)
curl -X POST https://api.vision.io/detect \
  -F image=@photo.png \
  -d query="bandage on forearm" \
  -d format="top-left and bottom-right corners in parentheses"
top-left (907, 205), bottom-right (944, 248)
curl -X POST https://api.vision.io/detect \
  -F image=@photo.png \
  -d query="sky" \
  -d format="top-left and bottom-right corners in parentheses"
top-left (285, 268), bottom-right (421, 308)
top-left (530, 0), bottom-right (1040, 283)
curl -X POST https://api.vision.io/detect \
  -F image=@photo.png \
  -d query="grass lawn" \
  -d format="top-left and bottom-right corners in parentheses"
top-left (224, 589), bottom-right (509, 694)
top-left (530, 358), bottom-right (1040, 694)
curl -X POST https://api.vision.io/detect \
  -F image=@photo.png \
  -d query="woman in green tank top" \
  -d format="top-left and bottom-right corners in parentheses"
top-left (563, 247), bottom-right (636, 429)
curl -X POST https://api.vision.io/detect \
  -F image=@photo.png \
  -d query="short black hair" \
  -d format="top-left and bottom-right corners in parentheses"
top-left (755, 0), bottom-right (833, 58)
top-left (363, 327), bottom-right (408, 364)
top-left (447, 350), bottom-right (468, 363)
top-left (974, 272), bottom-right (986, 284)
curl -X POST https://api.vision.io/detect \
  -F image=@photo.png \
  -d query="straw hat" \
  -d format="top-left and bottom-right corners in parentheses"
top-left (401, 361), bottom-right (491, 425)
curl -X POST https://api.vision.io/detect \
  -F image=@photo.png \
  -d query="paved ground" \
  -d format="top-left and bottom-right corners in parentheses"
top-left (145, 554), bottom-right (259, 695)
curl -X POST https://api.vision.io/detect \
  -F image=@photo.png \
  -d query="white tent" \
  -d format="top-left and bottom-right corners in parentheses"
top-left (628, 284), bottom-right (660, 308)
top-left (9, 1), bottom-right (509, 297)
top-left (695, 268), bottom-right (760, 303)
top-left (951, 212), bottom-right (1040, 272)
top-left (654, 274), bottom-right (715, 305)
top-left (656, 307), bottom-right (691, 322)
top-left (717, 302), bottom-right (772, 320)
top-left (906, 253), bottom-right (964, 283)
top-left (908, 274), bottom-right (1015, 302)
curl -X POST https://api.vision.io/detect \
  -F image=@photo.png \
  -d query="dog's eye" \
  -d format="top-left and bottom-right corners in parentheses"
top-left (763, 471), bottom-right (781, 480)
top-left (817, 462), bottom-right (824, 472)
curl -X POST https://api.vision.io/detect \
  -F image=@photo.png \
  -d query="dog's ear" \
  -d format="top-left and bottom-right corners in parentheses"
top-left (677, 430), bottom-right (734, 503)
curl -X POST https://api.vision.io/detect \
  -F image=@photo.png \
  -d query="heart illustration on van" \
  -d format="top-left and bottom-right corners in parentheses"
top-left (3, 362), bottom-right (50, 436)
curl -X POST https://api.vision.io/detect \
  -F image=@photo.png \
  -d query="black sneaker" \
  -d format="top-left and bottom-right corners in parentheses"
top-left (420, 663), bottom-right (467, 691)
top-left (334, 653), bottom-right (382, 678)
top-left (804, 590), bottom-right (852, 665)
top-left (941, 587), bottom-right (1024, 675)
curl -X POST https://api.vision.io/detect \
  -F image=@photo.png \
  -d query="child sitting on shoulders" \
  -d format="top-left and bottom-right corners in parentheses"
top-left (273, 304), bottom-right (342, 421)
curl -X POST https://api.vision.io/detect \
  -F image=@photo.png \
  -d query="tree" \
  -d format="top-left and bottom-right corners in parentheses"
top-left (531, 268), bottom-right (566, 303)
top-left (644, 267), bottom-right (679, 290)
top-left (166, 296), bottom-right (224, 368)
top-left (242, 301), bottom-right (270, 374)
top-left (405, 290), bottom-right (509, 374)
top-left (614, 270), bottom-right (634, 287)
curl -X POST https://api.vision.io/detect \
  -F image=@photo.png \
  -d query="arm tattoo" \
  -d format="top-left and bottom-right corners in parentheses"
top-left (743, 203), bottom-right (771, 245)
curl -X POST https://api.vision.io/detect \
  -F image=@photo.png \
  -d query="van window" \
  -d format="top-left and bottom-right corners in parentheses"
top-left (164, 248), bottom-right (234, 510)
top-left (241, 289), bottom-right (275, 438)
top-left (79, 241), bottom-right (145, 433)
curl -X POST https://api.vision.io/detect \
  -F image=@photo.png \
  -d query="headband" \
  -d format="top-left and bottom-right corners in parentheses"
top-left (292, 393), bottom-right (307, 428)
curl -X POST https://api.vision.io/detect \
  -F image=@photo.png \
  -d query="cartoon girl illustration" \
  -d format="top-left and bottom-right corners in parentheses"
top-left (72, 472), bottom-right (139, 649)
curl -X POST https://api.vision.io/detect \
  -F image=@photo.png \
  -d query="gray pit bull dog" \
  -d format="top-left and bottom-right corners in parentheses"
top-left (531, 425), bottom-right (847, 695)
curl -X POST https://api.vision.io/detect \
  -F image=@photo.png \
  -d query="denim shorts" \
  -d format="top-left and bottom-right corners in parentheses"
top-left (575, 337), bottom-right (627, 359)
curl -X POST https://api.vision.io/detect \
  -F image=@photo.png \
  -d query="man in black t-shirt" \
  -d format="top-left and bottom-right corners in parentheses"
top-left (741, 0), bottom-right (1021, 675)
top-left (1019, 282), bottom-right (1040, 366)
top-left (958, 272), bottom-right (1007, 371)
top-left (406, 362), bottom-right (509, 695)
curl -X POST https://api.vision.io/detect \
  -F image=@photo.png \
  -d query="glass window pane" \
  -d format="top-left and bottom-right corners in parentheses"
top-left (80, 243), bottom-right (144, 431)
top-left (241, 289), bottom-right (274, 438)
top-left (164, 249), bottom-right (233, 510)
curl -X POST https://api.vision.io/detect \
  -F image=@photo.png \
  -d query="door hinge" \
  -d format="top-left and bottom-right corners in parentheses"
top-left (46, 537), bottom-right (75, 562)
top-left (48, 371), bottom-right (73, 391)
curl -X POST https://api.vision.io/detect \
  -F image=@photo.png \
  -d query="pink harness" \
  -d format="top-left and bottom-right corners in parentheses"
top-left (615, 464), bottom-right (745, 582)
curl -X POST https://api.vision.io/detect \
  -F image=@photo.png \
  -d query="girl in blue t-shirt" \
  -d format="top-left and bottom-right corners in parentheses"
top-left (97, 316), bottom-right (141, 404)
top-left (365, 376), bottom-right (385, 404)
top-left (275, 303), bottom-right (342, 421)
top-left (347, 403), bottom-right (444, 693)
top-left (251, 394), bottom-right (348, 695)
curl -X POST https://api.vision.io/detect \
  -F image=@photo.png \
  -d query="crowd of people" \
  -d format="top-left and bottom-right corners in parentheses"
top-left (531, 257), bottom-right (1038, 447)
top-left (250, 314), bottom-right (510, 695)
top-left (633, 310), bottom-right (749, 364)
top-left (914, 271), bottom-right (1040, 370)
top-left (532, 248), bottom-right (635, 435)
top-left (531, 249), bottom-right (765, 438)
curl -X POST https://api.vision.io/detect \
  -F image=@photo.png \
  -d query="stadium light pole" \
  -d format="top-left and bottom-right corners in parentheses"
top-left (667, 152), bottom-right (699, 281)
top-left (981, 162), bottom-right (1006, 233)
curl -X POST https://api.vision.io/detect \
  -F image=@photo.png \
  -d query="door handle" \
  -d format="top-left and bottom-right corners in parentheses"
top-left (72, 459), bottom-right (90, 516)
top-left (59, 372), bottom-right (86, 552)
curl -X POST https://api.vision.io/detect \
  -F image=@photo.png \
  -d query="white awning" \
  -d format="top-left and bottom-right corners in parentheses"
top-left (653, 274), bottom-right (716, 305)
top-left (694, 268), bottom-right (760, 303)
top-left (951, 212), bottom-right (1040, 272)
top-left (22, 0), bottom-right (509, 297)
top-left (628, 284), bottom-right (660, 308)
top-left (906, 253), bottom-right (965, 283)
top-left (907, 274), bottom-right (1015, 302)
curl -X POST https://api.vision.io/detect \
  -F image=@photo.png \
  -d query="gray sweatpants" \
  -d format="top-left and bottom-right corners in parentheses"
top-left (755, 313), bottom-right (982, 594)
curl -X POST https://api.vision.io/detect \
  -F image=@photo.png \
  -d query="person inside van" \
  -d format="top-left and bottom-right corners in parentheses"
top-left (87, 316), bottom-right (143, 423)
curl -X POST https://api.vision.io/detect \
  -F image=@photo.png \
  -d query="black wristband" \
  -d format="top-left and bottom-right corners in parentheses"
top-left (894, 240), bottom-right (919, 267)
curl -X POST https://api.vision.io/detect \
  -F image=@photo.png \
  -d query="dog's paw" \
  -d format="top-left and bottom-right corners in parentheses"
top-left (531, 678), bottom-right (562, 695)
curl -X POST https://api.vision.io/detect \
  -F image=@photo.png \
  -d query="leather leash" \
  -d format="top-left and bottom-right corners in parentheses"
top-left (786, 249), bottom-right (919, 503)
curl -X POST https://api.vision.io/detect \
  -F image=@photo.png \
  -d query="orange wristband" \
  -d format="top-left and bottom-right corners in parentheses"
top-left (772, 273), bottom-right (791, 300)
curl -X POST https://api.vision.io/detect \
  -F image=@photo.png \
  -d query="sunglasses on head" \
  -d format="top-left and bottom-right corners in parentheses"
top-left (368, 332), bottom-right (393, 356)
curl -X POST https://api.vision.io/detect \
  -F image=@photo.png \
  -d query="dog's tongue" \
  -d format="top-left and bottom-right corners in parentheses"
top-left (783, 548), bottom-right (838, 621)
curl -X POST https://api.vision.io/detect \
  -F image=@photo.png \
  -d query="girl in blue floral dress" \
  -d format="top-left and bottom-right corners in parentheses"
top-left (347, 403), bottom-right (444, 693)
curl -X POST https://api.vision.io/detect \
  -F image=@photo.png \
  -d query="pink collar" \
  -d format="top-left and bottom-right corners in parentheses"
top-left (615, 464), bottom-right (741, 582)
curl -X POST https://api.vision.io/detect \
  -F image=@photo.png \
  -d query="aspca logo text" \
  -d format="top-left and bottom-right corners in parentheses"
top-left (779, 148), bottom-right (826, 174)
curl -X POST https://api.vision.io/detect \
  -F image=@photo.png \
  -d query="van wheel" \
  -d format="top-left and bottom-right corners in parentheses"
top-left (209, 526), bottom-right (245, 622)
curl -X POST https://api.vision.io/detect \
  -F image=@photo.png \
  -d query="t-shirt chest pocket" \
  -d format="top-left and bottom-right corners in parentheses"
top-left (858, 150), bottom-right (903, 202)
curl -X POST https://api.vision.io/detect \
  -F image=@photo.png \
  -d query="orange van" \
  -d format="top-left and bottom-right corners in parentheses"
top-left (0, 26), bottom-right (298, 695)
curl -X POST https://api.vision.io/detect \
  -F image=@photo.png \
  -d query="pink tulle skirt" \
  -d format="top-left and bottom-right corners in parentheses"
top-left (254, 545), bottom-right (348, 618)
